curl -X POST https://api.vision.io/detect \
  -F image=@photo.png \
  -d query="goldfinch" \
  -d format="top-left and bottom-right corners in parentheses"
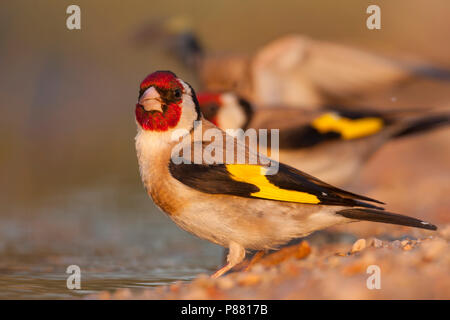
top-left (198, 92), bottom-right (450, 186)
top-left (135, 71), bottom-right (437, 278)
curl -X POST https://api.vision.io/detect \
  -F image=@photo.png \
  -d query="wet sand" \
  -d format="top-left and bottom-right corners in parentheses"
top-left (92, 228), bottom-right (449, 299)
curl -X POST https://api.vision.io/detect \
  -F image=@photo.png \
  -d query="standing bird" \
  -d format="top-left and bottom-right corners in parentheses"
top-left (198, 92), bottom-right (450, 186)
top-left (135, 71), bottom-right (436, 278)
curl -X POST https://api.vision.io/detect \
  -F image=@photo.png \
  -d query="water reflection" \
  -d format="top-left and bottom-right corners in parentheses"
top-left (0, 187), bottom-right (222, 299)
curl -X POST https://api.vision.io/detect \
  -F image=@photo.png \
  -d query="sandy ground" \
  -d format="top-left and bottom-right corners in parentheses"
top-left (91, 227), bottom-right (449, 299)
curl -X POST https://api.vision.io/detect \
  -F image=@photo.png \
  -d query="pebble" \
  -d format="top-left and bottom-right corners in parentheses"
top-left (402, 244), bottom-right (413, 251)
top-left (216, 277), bottom-right (235, 290)
top-left (371, 238), bottom-right (383, 248)
top-left (194, 275), bottom-right (214, 288)
top-left (351, 239), bottom-right (366, 253)
top-left (237, 274), bottom-right (262, 286)
top-left (90, 233), bottom-right (449, 299)
top-left (113, 288), bottom-right (132, 299)
top-left (97, 291), bottom-right (111, 300)
top-left (251, 265), bottom-right (265, 273)
top-left (391, 240), bottom-right (402, 248)
top-left (170, 282), bottom-right (181, 293)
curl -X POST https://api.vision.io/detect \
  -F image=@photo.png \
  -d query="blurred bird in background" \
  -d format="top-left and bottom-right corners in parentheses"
top-left (197, 92), bottom-right (450, 186)
top-left (135, 17), bottom-right (450, 109)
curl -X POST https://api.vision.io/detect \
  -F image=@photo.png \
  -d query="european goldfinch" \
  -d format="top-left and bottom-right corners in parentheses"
top-left (135, 71), bottom-right (437, 278)
top-left (198, 92), bottom-right (450, 186)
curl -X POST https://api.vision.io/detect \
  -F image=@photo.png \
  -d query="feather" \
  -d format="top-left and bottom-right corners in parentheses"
top-left (337, 208), bottom-right (437, 230)
top-left (169, 160), bottom-right (384, 209)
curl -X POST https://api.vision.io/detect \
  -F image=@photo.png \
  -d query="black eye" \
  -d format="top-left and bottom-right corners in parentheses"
top-left (174, 89), bottom-right (182, 98)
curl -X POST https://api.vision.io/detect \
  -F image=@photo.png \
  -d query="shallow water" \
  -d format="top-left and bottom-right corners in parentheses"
top-left (0, 188), bottom-right (223, 299)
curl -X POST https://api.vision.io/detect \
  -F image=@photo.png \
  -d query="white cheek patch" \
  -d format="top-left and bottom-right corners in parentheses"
top-left (218, 93), bottom-right (247, 130)
top-left (174, 80), bottom-right (199, 132)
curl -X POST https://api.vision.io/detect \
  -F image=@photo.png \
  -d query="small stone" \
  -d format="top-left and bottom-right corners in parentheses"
top-left (251, 265), bottom-right (265, 273)
top-left (216, 277), bottom-right (235, 290)
top-left (113, 288), bottom-right (132, 299)
top-left (402, 244), bottom-right (413, 251)
top-left (371, 238), bottom-right (383, 248)
top-left (194, 275), bottom-right (213, 288)
top-left (259, 241), bottom-right (311, 267)
top-left (336, 252), bottom-right (347, 257)
top-left (391, 240), bottom-right (402, 248)
top-left (97, 291), bottom-right (111, 300)
top-left (327, 256), bottom-right (341, 267)
top-left (170, 282), bottom-right (181, 293)
top-left (237, 274), bottom-right (262, 286)
top-left (401, 240), bottom-right (409, 247)
top-left (183, 288), bottom-right (209, 300)
top-left (351, 239), bottom-right (366, 253)
top-left (281, 261), bottom-right (301, 276)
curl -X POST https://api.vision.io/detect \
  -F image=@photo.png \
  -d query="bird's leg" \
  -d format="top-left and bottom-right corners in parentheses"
top-left (220, 248), bottom-right (229, 265)
top-left (211, 241), bottom-right (245, 279)
top-left (243, 250), bottom-right (266, 272)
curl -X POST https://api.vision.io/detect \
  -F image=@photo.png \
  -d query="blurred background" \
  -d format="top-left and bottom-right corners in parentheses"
top-left (0, 0), bottom-right (449, 298)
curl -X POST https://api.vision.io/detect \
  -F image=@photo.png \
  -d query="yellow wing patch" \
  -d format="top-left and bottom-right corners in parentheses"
top-left (311, 112), bottom-right (383, 140)
top-left (226, 164), bottom-right (320, 204)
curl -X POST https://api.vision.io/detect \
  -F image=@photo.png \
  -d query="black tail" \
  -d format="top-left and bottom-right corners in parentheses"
top-left (410, 65), bottom-right (450, 81)
top-left (393, 114), bottom-right (450, 139)
top-left (395, 60), bottom-right (450, 81)
top-left (337, 208), bottom-right (437, 230)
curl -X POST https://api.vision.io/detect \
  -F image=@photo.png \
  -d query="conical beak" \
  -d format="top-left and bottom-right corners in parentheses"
top-left (139, 87), bottom-right (163, 112)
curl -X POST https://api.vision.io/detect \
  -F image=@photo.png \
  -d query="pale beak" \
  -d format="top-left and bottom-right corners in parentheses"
top-left (139, 86), bottom-right (163, 112)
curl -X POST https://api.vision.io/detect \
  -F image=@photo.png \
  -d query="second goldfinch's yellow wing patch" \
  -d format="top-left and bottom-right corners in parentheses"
top-left (226, 164), bottom-right (320, 204)
top-left (311, 112), bottom-right (384, 139)
top-left (278, 109), bottom-right (388, 149)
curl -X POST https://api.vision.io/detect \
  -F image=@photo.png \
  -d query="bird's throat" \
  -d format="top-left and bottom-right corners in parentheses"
top-left (135, 103), bottom-right (182, 131)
